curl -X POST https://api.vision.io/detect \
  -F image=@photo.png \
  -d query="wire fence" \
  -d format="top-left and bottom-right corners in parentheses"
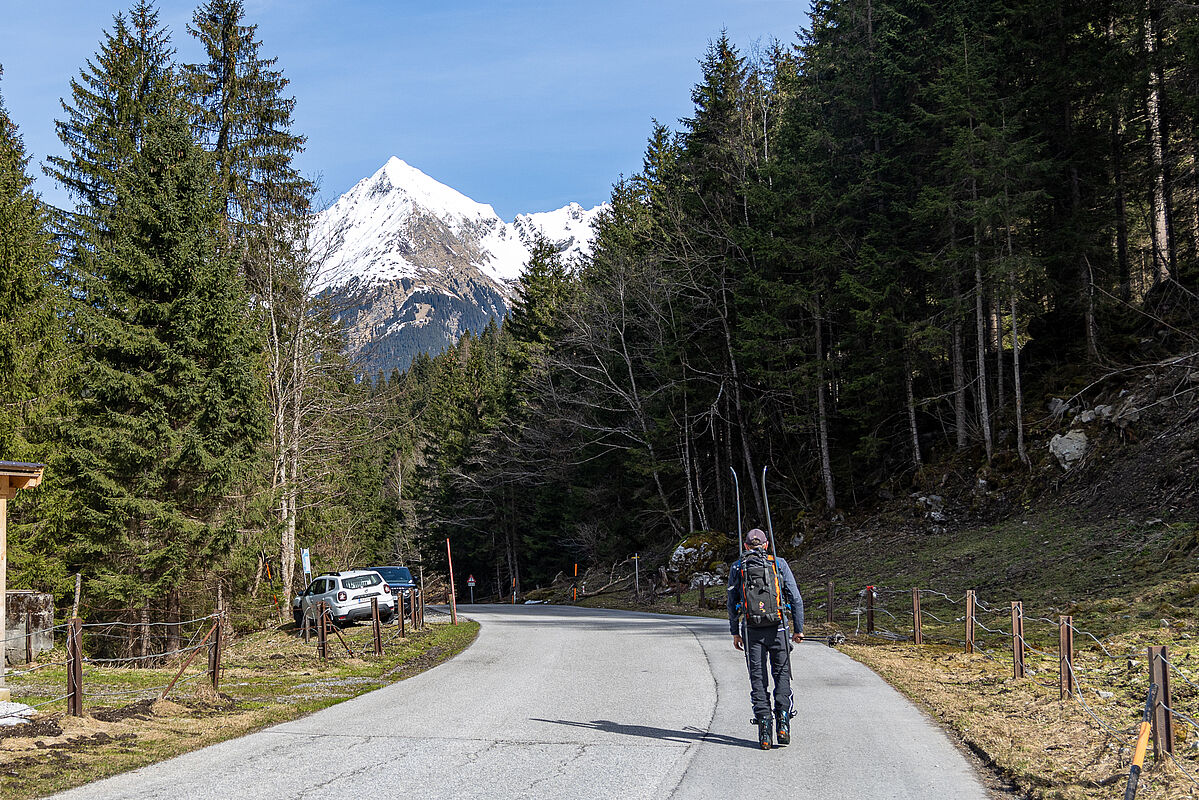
top-left (819, 579), bottom-right (1199, 790)
top-left (2, 591), bottom-right (449, 722)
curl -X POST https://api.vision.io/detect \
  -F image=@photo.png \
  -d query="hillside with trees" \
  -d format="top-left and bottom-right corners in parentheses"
top-left (391, 0), bottom-right (1199, 599)
top-left (3, 1), bottom-right (404, 648)
top-left (3, 0), bottom-right (1197, 639)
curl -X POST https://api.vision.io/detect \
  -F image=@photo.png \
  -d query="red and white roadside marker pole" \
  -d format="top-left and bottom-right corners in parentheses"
top-left (467, 574), bottom-right (475, 604)
top-left (445, 538), bottom-right (458, 625)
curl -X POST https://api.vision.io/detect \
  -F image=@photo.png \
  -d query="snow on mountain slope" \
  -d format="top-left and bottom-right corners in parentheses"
top-left (314, 157), bottom-right (603, 291)
top-left (312, 157), bottom-right (606, 376)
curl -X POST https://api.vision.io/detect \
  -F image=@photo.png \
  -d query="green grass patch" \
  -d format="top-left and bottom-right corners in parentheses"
top-left (0, 620), bottom-right (478, 800)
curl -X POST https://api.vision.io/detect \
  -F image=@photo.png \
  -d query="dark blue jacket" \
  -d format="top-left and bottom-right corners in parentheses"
top-left (727, 552), bottom-right (804, 636)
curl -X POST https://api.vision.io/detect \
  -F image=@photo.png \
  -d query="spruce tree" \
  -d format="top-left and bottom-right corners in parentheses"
top-left (0, 70), bottom-right (58, 460)
top-left (186, 0), bottom-right (318, 602)
top-left (185, 0), bottom-right (311, 240)
top-left (506, 236), bottom-right (572, 382)
top-left (50, 4), bottom-right (267, 616)
top-left (0, 70), bottom-right (69, 592)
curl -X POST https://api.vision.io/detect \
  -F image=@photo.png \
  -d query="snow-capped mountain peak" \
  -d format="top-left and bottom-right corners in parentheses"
top-left (370, 157), bottom-right (499, 230)
top-left (313, 157), bottom-right (607, 376)
top-left (315, 157), bottom-right (604, 291)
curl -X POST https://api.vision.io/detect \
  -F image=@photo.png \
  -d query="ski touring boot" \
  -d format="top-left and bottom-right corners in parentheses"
top-left (756, 717), bottom-right (773, 750)
top-left (775, 710), bottom-right (790, 746)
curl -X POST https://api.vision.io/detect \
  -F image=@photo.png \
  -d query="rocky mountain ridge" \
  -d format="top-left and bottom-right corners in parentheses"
top-left (311, 158), bottom-right (605, 376)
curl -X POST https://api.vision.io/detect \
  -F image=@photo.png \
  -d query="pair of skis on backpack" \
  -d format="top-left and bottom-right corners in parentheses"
top-left (733, 466), bottom-right (795, 752)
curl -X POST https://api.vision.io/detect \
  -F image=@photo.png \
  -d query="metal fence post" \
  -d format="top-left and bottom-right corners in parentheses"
top-left (1011, 601), bottom-right (1025, 679)
top-left (1059, 615), bottom-right (1074, 700)
top-left (1148, 645), bottom-right (1175, 758)
top-left (912, 588), bottom-right (922, 645)
top-left (826, 581), bottom-right (834, 625)
top-left (965, 590), bottom-right (976, 654)
top-left (66, 618), bottom-right (83, 716)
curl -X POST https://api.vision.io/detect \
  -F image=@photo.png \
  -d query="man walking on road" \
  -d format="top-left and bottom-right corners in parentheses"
top-left (727, 528), bottom-right (804, 750)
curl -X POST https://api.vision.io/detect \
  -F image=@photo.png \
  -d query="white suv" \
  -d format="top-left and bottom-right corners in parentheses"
top-left (293, 570), bottom-right (396, 627)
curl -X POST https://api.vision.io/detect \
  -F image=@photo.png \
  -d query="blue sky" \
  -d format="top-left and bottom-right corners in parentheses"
top-left (1, 1), bottom-right (808, 220)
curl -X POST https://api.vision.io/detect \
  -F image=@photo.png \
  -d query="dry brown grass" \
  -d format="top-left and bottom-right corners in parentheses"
top-left (842, 638), bottom-right (1199, 799)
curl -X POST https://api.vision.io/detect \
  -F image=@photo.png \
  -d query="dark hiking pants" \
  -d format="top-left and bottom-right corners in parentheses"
top-left (744, 623), bottom-right (792, 722)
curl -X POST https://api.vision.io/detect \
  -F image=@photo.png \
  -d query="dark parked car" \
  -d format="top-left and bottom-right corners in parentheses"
top-left (371, 565), bottom-right (419, 612)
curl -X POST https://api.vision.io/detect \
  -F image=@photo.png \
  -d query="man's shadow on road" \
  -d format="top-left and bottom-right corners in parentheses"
top-left (531, 718), bottom-right (758, 749)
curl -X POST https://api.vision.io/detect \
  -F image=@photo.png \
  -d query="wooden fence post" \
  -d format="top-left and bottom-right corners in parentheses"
top-left (1011, 601), bottom-right (1025, 678)
top-left (316, 601), bottom-right (328, 661)
top-left (965, 590), bottom-right (976, 654)
top-left (912, 588), bottom-right (922, 645)
top-left (371, 598), bottom-right (383, 656)
top-left (826, 581), bottom-right (834, 625)
top-left (865, 586), bottom-right (875, 634)
top-left (1148, 645), bottom-right (1175, 758)
top-left (208, 615), bottom-right (224, 690)
top-left (399, 593), bottom-right (406, 638)
top-left (1059, 615), bottom-right (1074, 700)
top-left (411, 591), bottom-right (418, 631)
top-left (66, 618), bottom-right (83, 716)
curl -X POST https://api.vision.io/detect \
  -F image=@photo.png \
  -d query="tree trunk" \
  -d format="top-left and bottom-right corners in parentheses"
top-left (1190, 142), bottom-right (1199, 265)
top-left (1072, 166), bottom-right (1099, 360)
top-left (1106, 20), bottom-right (1132, 301)
top-left (165, 590), bottom-right (180, 657)
top-left (905, 353), bottom-right (921, 467)
top-left (682, 395), bottom-right (695, 533)
top-left (1113, 106), bottom-right (1131, 300)
top-left (140, 602), bottom-right (150, 663)
top-left (952, 269), bottom-right (968, 451)
top-left (1010, 287), bottom-right (1028, 465)
top-left (281, 298), bottom-right (305, 606)
top-left (720, 299), bottom-right (761, 520)
top-left (994, 300), bottom-right (1005, 417)
top-left (1145, 0), bottom-right (1175, 284)
top-left (815, 298), bottom-right (836, 510)
top-left (972, 207), bottom-right (993, 462)
top-left (722, 396), bottom-right (737, 525)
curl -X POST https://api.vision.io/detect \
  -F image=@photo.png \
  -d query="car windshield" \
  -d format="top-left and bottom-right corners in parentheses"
top-left (341, 573), bottom-right (381, 590)
top-left (373, 567), bottom-right (413, 583)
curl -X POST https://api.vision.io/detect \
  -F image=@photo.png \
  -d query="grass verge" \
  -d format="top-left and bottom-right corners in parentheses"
top-left (0, 619), bottom-right (478, 800)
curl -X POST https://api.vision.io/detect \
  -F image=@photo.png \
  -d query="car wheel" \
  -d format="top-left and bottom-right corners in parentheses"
top-left (293, 609), bottom-right (303, 628)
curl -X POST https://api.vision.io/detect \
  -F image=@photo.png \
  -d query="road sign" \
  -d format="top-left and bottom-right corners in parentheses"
top-left (301, 548), bottom-right (311, 575)
top-left (467, 575), bottom-right (476, 587)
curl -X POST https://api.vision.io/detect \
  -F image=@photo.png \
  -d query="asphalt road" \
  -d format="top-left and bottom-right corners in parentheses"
top-left (51, 605), bottom-right (991, 800)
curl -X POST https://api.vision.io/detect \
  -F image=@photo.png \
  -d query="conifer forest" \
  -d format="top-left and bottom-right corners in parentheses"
top-left (3, 0), bottom-right (1199, 642)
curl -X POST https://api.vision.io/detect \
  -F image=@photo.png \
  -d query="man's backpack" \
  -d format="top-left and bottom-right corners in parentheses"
top-left (741, 551), bottom-right (783, 628)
